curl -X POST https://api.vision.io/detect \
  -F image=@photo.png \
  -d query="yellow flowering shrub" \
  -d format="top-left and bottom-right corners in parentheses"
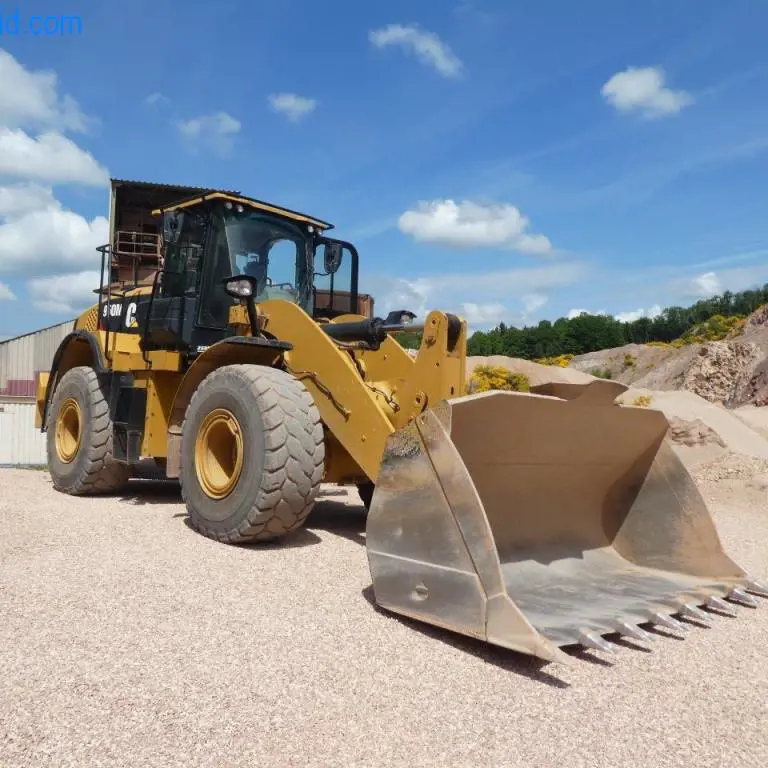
top-left (533, 353), bottom-right (574, 367)
top-left (632, 394), bottom-right (653, 408)
top-left (470, 365), bottom-right (530, 393)
top-left (683, 314), bottom-right (746, 343)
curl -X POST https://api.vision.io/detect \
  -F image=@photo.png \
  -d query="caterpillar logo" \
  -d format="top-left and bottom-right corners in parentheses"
top-left (125, 302), bottom-right (138, 328)
top-left (101, 300), bottom-right (139, 329)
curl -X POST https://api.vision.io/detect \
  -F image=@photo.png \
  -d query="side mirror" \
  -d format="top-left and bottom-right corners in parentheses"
top-left (323, 242), bottom-right (343, 274)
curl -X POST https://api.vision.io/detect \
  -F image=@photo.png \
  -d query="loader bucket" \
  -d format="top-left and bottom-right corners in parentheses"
top-left (365, 380), bottom-right (765, 663)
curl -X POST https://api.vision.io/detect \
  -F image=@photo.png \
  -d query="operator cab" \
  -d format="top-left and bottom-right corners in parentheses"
top-left (137, 191), bottom-right (362, 354)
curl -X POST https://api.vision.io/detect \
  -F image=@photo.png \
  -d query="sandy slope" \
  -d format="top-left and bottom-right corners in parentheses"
top-left (567, 307), bottom-right (768, 407)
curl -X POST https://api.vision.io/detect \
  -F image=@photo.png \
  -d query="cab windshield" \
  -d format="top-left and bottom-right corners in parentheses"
top-left (222, 208), bottom-right (312, 307)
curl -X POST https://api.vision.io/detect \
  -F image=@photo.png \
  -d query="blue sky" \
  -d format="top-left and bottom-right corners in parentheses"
top-left (1, 0), bottom-right (768, 338)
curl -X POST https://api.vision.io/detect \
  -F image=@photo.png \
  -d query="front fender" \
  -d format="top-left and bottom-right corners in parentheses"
top-left (165, 336), bottom-right (291, 477)
top-left (38, 330), bottom-right (107, 431)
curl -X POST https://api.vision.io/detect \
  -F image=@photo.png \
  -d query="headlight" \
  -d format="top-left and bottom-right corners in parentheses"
top-left (223, 276), bottom-right (256, 298)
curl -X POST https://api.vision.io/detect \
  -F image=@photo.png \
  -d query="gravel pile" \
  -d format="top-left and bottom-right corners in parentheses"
top-left (690, 451), bottom-right (768, 484)
top-left (1, 468), bottom-right (768, 767)
top-left (667, 415), bottom-right (726, 448)
top-left (681, 341), bottom-right (762, 406)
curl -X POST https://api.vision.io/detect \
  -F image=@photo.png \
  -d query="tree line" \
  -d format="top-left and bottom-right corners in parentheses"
top-left (395, 284), bottom-right (768, 358)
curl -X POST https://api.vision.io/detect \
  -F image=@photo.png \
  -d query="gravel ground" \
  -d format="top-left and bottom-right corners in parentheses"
top-left (1, 466), bottom-right (767, 768)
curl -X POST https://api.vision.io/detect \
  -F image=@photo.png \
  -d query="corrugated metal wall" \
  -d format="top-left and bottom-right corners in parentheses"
top-left (0, 320), bottom-right (74, 397)
top-left (0, 320), bottom-right (74, 465)
top-left (0, 402), bottom-right (47, 465)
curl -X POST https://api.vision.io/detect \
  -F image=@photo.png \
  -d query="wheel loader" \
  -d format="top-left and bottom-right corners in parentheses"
top-left (35, 184), bottom-right (765, 664)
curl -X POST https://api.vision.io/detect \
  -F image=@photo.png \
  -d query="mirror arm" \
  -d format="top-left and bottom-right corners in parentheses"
top-left (245, 296), bottom-right (259, 336)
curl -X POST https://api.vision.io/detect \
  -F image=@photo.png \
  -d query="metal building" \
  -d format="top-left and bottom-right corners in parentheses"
top-left (0, 320), bottom-right (74, 466)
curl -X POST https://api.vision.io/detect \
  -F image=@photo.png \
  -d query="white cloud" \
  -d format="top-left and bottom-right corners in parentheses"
top-left (268, 93), bottom-right (317, 122)
top-left (662, 265), bottom-right (768, 303)
top-left (0, 280), bottom-right (15, 300)
top-left (454, 2), bottom-right (495, 25)
top-left (369, 262), bottom-right (586, 330)
top-left (0, 49), bottom-right (89, 133)
top-left (0, 128), bottom-right (108, 185)
top-left (398, 199), bottom-right (552, 253)
top-left (0, 182), bottom-right (55, 215)
top-left (0, 53), bottom-right (107, 188)
top-left (374, 276), bottom-right (430, 319)
top-left (693, 271), bottom-right (721, 296)
top-left (177, 111), bottom-right (241, 155)
top-left (27, 269), bottom-right (100, 314)
top-left (0, 184), bottom-right (107, 276)
top-left (145, 92), bottom-right (169, 106)
top-left (566, 308), bottom-right (607, 319)
top-left (426, 262), bottom-right (584, 299)
top-left (521, 292), bottom-right (547, 314)
top-left (601, 66), bottom-right (693, 118)
top-left (614, 304), bottom-right (662, 323)
top-left (459, 302), bottom-right (507, 326)
top-left (369, 24), bottom-right (464, 78)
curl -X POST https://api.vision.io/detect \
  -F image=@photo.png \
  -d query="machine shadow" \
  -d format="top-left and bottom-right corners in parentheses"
top-left (178, 518), bottom-right (325, 549)
top-left (359, 586), bottom-right (572, 689)
top-left (114, 478), bottom-right (183, 505)
top-left (113, 481), bottom-right (368, 550)
top-left (305, 498), bottom-right (367, 546)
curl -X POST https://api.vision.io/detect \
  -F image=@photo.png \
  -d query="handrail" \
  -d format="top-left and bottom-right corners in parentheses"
top-left (141, 269), bottom-right (163, 366)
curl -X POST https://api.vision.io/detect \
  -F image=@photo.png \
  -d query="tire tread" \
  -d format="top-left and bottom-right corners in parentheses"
top-left (47, 366), bottom-right (131, 495)
top-left (181, 364), bottom-right (325, 543)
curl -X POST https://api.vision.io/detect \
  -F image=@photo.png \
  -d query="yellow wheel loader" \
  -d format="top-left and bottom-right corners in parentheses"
top-left (35, 186), bottom-right (765, 664)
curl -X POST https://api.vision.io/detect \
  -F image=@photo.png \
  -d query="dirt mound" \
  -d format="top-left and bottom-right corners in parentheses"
top-left (623, 388), bottom-right (768, 462)
top-left (569, 343), bottom-right (702, 387)
top-left (567, 309), bottom-right (768, 407)
top-left (467, 355), bottom-right (595, 387)
top-left (459, 352), bottom-right (768, 465)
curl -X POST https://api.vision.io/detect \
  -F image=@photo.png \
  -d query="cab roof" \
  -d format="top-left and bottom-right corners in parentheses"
top-left (151, 191), bottom-right (334, 231)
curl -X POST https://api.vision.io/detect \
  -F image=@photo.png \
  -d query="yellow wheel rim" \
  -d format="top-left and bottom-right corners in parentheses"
top-left (194, 408), bottom-right (244, 500)
top-left (55, 397), bottom-right (82, 464)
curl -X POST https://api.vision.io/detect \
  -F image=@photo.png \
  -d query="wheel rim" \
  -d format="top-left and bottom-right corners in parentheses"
top-left (194, 408), bottom-right (244, 500)
top-left (55, 397), bottom-right (82, 464)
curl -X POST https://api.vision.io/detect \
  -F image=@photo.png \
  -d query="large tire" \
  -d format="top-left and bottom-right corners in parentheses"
top-left (46, 366), bottom-right (131, 494)
top-left (180, 364), bottom-right (325, 544)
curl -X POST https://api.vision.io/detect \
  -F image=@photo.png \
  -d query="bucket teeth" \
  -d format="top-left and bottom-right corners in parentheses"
top-left (614, 620), bottom-right (655, 643)
top-left (647, 611), bottom-right (688, 633)
top-left (746, 580), bottom-right (768, 598)
top-left (678, 603), bottom-right (710, 624)
top-left (729, 587), bottom-right (759, 608)
top-left (579, 631), bottom-right (619, 654)
top-left (705, 596), bottom-right (737, 617)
